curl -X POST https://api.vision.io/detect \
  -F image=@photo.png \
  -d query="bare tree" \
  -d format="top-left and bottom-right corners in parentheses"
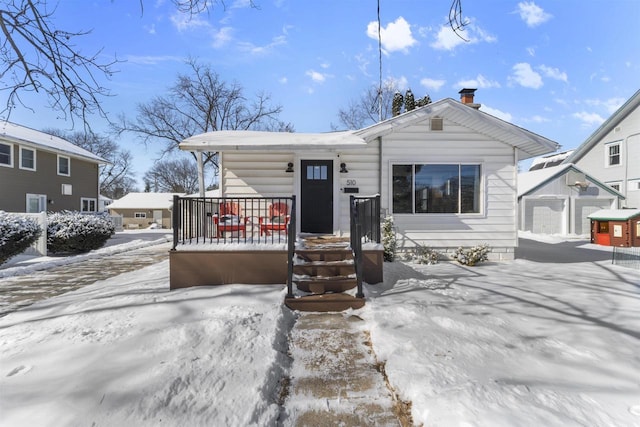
top-left (0, 1), bottom-right (256, 127)
top-left (144, 157), bottom-right (199, 193)
top-left (115, 59), bottom-right (292, 175)
top-left (45, 129), bottom-right (138, 198)
top-left (334, 82), bottom-right (431, 129)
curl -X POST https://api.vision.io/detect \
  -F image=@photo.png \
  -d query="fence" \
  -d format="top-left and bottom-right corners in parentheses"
top-left (7, 212), bottom-right (47, 256)
top-left (172, 196), bottom-right (295, 248)
top-left (612, 246), bottom-right (640, 269)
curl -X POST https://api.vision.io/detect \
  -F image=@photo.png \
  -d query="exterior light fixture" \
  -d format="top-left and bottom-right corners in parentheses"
top-left (340, 162), bottom-right (348, 173)
top-left (286, 162), bottom-right (294, 173)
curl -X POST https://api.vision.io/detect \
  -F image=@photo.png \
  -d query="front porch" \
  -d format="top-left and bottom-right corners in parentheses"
top-left (169, 195), bottom-right (383, 311)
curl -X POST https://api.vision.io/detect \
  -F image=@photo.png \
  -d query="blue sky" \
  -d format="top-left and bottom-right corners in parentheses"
top-left (6, 0), bottom-right (640, 184)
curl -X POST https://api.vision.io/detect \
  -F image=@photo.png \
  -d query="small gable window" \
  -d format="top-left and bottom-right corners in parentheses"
top-left (606, 142), bottom-right (621, 167)
top-left (430, 117), bottom-right (444, 131)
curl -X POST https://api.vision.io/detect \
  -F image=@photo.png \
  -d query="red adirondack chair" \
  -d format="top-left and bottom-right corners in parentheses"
top-left (259, 202), bottom-right (290, 236)
top-left (214, 202), bottom-right (249, 237)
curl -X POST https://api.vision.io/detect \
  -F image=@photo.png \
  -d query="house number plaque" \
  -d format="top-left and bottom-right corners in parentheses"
top-left (346, 179), bottom-right (356, 186)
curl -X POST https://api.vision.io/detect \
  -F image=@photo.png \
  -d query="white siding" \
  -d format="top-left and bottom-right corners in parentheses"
top-left (378, 117), bottom-right (518, 257)
top-left (221, 152), bottom-right (295, 197)
top-left (573, 105), bottom-right (640, 208)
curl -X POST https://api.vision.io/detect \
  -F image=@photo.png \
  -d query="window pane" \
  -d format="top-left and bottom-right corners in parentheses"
top-left (415, 164), bottom-right (458, 213)
top-left (609, 145), bottom-right (620, 165)
top-left (59, 157), bottom-right (69, 174)
top-left (392, 165), bottom-right (412, 213)
top-left (0, 144), bottom-right (10, 165)
top-left (21, 148), bottom-right (34, 169)
top-left (460, 165), bottom-right (480, 213)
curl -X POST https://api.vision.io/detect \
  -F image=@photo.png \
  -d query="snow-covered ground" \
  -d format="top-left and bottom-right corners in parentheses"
top-left (1, 235), bottom-right (639, 426)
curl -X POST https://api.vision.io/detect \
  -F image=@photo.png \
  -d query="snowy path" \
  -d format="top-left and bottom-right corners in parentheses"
top-left (0, 242), bottom-right (171, 316)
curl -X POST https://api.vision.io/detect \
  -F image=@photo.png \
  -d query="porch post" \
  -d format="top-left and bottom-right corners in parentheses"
top-left (196, 151), bottom-right (205, 197)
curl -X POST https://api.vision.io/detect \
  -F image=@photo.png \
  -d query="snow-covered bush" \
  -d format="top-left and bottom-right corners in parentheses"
top-left (453, 244), bottom-right (490, 266)
top-left (47, 211), bottom-right (115, 254)
top-left (415, 246), bottom-right (440, 265)
top-left (0, 211), bottom-right (42, 265)
top-left (382, 216), bottom-right (396, 262)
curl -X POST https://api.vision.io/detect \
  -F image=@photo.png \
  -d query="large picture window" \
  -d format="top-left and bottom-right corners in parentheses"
top-left (392, 163), bottom-right (481, 214)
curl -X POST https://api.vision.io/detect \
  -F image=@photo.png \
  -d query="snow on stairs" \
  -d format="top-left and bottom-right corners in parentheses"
top-left (285, 236), bottom-right (365, 312)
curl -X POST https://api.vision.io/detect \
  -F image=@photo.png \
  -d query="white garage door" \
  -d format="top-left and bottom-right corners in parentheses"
top-left (524, 199), bottom-right (565, 234)
top-left (575, 199), bottom-right (612, 236)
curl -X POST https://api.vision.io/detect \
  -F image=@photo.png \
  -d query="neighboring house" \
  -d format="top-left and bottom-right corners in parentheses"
top-left (99, 194), bottom-right (113, 212)
top-left (179, 89), bottom-right (560, 261)
top-left (562, 89), bottom-right (640, 209)
top-left (518, 163), bottom-right (624, 236)
top-left (107, 192), bottom-right (184, 229)
top-left (0, 121), bottom-right (107, 213)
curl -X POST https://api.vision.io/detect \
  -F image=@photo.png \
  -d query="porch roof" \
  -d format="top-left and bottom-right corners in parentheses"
top-left (179, 130), bottom-right (367, 152)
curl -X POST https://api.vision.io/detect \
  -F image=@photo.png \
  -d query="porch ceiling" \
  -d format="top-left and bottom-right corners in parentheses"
top-left (179, 130), bottom-right (367, 152)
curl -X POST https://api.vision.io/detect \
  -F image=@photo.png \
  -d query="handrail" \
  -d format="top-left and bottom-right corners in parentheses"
top-left (349, 195), bottom-right (381, 299)
top-left (172, 196), bottom-right (295, 248)
top-left (286, 195), bottom-right (296, 298)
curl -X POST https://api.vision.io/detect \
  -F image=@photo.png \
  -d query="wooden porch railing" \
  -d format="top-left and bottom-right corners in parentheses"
top-left (171, 196), bottom-right (295, 249)
top-left (350, 194), bottom-right (381, 298)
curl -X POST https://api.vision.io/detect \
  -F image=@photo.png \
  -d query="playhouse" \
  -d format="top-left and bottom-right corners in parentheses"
top-left (588, 209), bottom-right (640, 247)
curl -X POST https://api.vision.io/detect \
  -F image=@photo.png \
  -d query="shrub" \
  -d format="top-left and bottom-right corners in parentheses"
top-left (47, 211), bottom-right (115, 254)
top-left (415, 246), bottom-right (440, 265)
top-left (0, 211), bottom-right (42, 265)
top-left (382, 216), bottom-right (397, 262)
top-left (453, 244), bottom-right (490, 266)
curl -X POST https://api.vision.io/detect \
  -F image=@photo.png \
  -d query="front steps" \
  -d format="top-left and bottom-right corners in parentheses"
top-left (285, 236), bottom-right (365, 312)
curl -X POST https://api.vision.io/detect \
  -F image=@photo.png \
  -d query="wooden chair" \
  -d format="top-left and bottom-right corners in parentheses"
top-left (214, 202), bottom-right (249, 237)
top-left (259, 202), bottom-right (290, 236)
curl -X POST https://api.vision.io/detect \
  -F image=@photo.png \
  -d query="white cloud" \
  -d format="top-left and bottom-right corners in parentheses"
top-left (585, 97), bottom-right (625, 114)
top-left (306, 70), bottom-right (327, 83)
top-left (320, 62), bottom-right (330, 69)
top-left (170, 12), bottom-right (211, 32)
top-left (510, 63), bottom-right (543, 89)
top-left (420, 78), bottom-right (446, 92)
top-left (278, 77), bottom-right (288, 84)
top-left (516, 1), bottom-right (552, 27)
top-left (366, 17), bottom-right (417, 54)
top-left (145, 24), bottom-right (156, 35)
top-left (538, 65), bottom-right (568, 82)
top-left (573, 111), bottom-right (605, 126)
top-left (480, 105), bottom-right (513, 122)
top-left (212, 27), bottom-right (234, 48)
top-left (430, 18), bottom-right (496, 51)
top-left (527, 47), bottom-right (536, 57)
top-left (455, 74), bottom-right (501, 90)
top-left (237, 34), bottom-right (287, 55)
top-left (124, 55), bottom-right (184, 65)
top-left (530, 115), bottom-right (550, 123)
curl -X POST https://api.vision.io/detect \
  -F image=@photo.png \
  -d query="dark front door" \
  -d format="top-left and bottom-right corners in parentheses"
top-left (301, 160), bottom-right (333, 233)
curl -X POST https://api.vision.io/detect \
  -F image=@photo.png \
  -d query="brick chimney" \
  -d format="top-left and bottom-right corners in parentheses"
top-left (459, 88), bottom-right (481, 109)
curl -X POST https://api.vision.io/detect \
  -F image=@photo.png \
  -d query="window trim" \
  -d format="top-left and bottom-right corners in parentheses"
top-left (57, 154), bottom-right (71, 176)
top-left (19, 146), bottom-right (37, 171)
top-left (607, 181), bottom-right (622, 192)
top-left (390, 161), bottom-right (483, 215)
top-left (81, 197), bottom-right (97, 212)
top-left (605, 141), bottom-right (621, 168)
top-left (134, 212), bottom-right (147, 219)
top-left (0, 141), bottom-right (14, 168)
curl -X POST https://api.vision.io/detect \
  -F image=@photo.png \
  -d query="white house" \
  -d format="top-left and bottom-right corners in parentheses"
top-left (562, 89), bottom-right (640, 208)
top-left (180, 90), bottom-right (559, 261)
top-left (518, 163), bottom-right (624, 236)
top-left (107, 192), bottom-right (184, 229)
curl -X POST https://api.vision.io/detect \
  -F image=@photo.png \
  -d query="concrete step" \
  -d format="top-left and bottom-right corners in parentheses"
top-left (284, 294), bottom-right (365, 312)
top-left (295, 277), bottom-right (358, 293)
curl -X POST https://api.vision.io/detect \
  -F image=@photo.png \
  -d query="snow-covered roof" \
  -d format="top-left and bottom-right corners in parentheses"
top-left (563, 89), bottom-right (640, 165)
top-left (355, 98), bottom-right (560, 160)
top-left (518, 163), bottom-right (624, 199)
top-left (180, 130), bottom-right (367, 151)
top-left (588, 209), bottom-right (640, 221)
top-left (0, 121), bottom-right (107, 164)
top-left (107, 192), bottom-right (185, 210)
top-left (186, 189), bottom-right (221, 197)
